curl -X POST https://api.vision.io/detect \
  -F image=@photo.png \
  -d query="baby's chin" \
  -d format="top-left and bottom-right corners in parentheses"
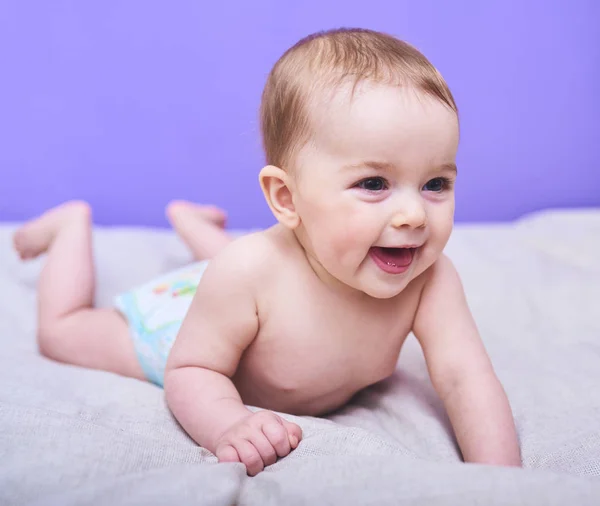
top-left (327, 261), bottom-right (415, 299)
top-left (359, 280), bottom-right (410, 300)
top-left (341, 269), bottom-right (411, 299)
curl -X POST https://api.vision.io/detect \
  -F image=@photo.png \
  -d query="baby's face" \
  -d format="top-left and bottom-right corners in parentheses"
top-left (292, 82), bottom-right (459, 298)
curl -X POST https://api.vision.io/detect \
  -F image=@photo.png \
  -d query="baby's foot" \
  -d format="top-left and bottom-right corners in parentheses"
top-left (166, 200), bottom-right (228, 229)
top-left (13, 201), bottom-right (91, 260)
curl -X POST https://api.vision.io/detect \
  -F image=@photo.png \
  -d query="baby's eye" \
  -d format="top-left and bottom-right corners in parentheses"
top-left (356, 177), bottom-right (388, 192)
top-left (423, 177), bottom-right (451, 192)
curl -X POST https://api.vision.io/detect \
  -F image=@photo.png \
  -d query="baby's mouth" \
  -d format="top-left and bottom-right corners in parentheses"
top-left (369, 247), bottom-right (416, 274)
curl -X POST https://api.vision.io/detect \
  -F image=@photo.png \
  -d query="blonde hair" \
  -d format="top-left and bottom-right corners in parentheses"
top-left (260, 28), bottom-right (457, 171)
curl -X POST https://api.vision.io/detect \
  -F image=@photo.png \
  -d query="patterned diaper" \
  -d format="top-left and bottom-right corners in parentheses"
top-left (114, 261), bottom-right (210, 386)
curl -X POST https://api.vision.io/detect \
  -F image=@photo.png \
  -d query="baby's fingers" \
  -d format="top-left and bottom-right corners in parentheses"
top-left (282, 420), bottom-right (303, 449)
top-left (215, 444), bottom-right (240, 464)
top-left (247, 431), bottom-right (278, 467)
top-left (234, 438), bottom-right (264, 476)
top-left (262, 421), bottom-right (291, 457)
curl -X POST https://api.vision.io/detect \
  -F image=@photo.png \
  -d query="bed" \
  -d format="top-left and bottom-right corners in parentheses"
top-left (1, 208), bottom-right (599, 505)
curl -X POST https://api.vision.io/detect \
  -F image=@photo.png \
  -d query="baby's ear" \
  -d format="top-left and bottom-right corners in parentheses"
top-left (259, 165), bottom-right (300, 230)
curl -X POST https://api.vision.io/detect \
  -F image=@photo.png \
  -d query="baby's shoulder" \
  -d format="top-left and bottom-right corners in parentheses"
top-left (207, 226), bottom-right (288, 282)
top-left (410, 253), bottom-right (465, 315)
top-left (397, 254), bottom-right (456, 309)
top-left (420, 253), bottom-right (460, 286)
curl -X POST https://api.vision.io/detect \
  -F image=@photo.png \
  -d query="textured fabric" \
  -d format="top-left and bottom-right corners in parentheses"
top-left (1, 209), bottom-right (599, 505)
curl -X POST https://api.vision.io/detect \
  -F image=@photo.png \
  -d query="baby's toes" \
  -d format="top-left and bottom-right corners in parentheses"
top-left (13, 229), bottom-right (35, 259)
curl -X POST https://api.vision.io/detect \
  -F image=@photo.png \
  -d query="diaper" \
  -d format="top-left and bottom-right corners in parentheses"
top-left (114, 261), bottom-right (209, 386)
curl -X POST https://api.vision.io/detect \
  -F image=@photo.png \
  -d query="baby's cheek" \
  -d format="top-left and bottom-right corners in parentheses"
top-left (434, 215), bottom-right (454, 249)
top-left (333, 219), bottom-right (371, 265)
top-left (310, 199), bottom-right (372, 266)
top-left (420, 219), bottom-right (453, 270)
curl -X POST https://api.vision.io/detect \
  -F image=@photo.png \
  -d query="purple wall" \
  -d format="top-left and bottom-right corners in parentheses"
top-left (1, 1), bottom-right (598, 228)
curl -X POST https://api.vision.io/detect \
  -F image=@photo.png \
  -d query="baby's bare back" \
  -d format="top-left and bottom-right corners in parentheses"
top-left (231, 227), bottom-right (424, 416)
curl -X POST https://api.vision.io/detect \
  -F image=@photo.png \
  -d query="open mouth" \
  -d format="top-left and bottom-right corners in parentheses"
top-left (369, 246), bottom-right (417, 274)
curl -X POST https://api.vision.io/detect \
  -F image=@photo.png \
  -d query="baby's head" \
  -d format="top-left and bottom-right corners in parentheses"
top-left (259, 28), bottom-right (460, 298)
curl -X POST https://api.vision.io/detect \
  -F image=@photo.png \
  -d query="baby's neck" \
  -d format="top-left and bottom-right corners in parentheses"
top-left (278, 225), bottom-right (375, 304)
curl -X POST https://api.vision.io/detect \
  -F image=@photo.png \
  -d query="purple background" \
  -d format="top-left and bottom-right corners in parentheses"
top-left (1, 1), bottom-right (598, 228)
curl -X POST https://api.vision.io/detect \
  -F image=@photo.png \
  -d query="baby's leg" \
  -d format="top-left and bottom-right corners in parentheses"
top-left (166, 200), bottom-right (233, 260)
top-left (13, 201), bottom-right (144, 380)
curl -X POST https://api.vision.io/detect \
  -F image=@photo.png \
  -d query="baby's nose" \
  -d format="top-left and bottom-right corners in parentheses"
top-left (390, 199), bottom-right (427, 229)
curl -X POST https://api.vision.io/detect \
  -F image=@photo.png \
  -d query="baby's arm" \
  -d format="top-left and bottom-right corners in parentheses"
top-left (164, 248), bottom-right (301, 475)
top-left (413, 255), bottom-right (521, 466)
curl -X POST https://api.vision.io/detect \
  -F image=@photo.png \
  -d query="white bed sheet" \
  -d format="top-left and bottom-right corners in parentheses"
top-left (1, 208), bottom-right (599, 505)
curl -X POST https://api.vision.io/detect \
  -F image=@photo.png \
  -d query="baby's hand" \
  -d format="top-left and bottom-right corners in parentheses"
top-left (214, 410), bottom-right (302, 476)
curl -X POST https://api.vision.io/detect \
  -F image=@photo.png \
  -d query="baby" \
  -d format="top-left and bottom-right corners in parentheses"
top-left (14, 28), bottom-right (521, 475)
